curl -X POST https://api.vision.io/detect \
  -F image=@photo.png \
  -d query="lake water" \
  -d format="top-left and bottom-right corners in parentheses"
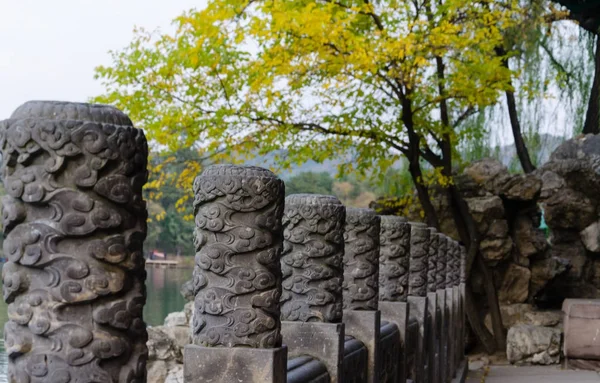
top-left (0, 266), bottom-right (193, 381)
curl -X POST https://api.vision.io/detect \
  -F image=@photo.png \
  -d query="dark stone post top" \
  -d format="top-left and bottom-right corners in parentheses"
top-left (378, 216), bottom-right (410, 302)
top-left (436, 233), bottom-right (447, 291)
top-left (408, 222), bottom-right (429, 297)
top-left (192, 164), bottom-right (285, 348)
top-left (281, 194), bottom-right (346, 323)
top-left (343, 208), bottom-right (380, 311)
top-left (427, 228), bottom-right (438, 293)
top-left (1, 101), bottom-right (149, 382)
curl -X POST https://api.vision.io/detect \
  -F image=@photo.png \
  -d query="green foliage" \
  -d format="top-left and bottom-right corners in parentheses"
top-left (285, 172), bottom-right (334, 196)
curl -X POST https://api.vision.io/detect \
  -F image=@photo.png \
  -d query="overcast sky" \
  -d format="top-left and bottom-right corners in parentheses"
top-left (0, 0), bottom-right (204, 118)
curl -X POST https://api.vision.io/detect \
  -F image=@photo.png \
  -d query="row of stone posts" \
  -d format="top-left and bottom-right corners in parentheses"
top-left (0, 101), bottom-right (467, 383)
top-left (184, 164), bottom-right (468, 383)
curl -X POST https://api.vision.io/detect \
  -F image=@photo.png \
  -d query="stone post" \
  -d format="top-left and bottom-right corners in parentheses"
top-left (452, 240), bottom-right (462, 376)
top-left (427, 228), bottom-right (439, 383)
top-left (408, 222), bottom-right (430, 383)
top-left (280, 194), bottom-right (346, 383)
top-left (378, 215), bottom-right (410, 383)
top-left (185, 165), bottom-right (287, 383)
top-left (435, 233), bottom-right (448, 383)
top-left (445, 238), bottom-right (457, 382)
top-left (342, 208), bottom-right (381, 383)
top-left (1, 101), bottom-right (149, 382)
top-left (456, 244), bottom-right (469, 380)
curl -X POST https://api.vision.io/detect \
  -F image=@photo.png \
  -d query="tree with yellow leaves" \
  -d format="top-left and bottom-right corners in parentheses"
top-left (96, 0), bottom-right (544, 352)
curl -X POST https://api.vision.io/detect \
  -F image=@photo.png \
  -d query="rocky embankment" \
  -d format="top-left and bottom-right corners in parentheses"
top-left (146, 302), bottom-right (193, 383)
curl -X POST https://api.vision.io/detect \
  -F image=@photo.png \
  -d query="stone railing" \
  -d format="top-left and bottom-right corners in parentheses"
top-left (0, 102), bottom-right (467, 383)
top-left (184, 164), bottom-right (469, 383)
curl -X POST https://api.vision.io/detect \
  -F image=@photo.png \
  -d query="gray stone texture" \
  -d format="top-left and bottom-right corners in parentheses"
top-left (281, 194), bottom-right (345, 323)
top-left (378, 215), bottom-right (410, 302)
top-left (184, 344), bottom-right (287, 382)
top-left (343, 310), bottom-right (380, 383)
top-left (378, 301), bottom-right (409, 383)
top-left (507, 324), bottom-right (561, 365)
top-left (281, 321), bottom-right (344, 383)
top-left (1, 101), bottom-right (149, 382)
top-left (191, 165), bottom-right (285, 348)
top-left (343, 208), bottom-right (380, 311)
top-left (563, 299), bottom-right (600, 368)
top-left (408, 222), bottom-right (429, 297)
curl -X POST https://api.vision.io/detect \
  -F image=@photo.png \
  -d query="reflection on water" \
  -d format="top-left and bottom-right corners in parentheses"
top-left (0, 265), bottom-right (193, 380)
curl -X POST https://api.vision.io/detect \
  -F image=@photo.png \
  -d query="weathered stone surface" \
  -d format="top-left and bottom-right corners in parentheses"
top-left (343, 208), bottom-right (380, 311)
top-left (436, 232), bottom-right (447, 290)
top-left (0, 101), bottom-right (149, 382)
top-left (379, 216), bottom-right (410, 302)
top-left (542, 188), bottom-right (597, 231)
top-left (184, 344), bottom-right (287, 383)
top-left (161, 326), bottom-right (191, 352)
top-left (500, 174), bottom-right (542, 201)
top-left (480, 237), bottom-right (513, 262)
top-left (282, 194), bottom-right (345, 323)
top-left (484, 304), bottom-right (535, 332)
top-left (428, 228), bottom-right (438, 292)
top-left (498, 264), bottom-right (531, 304)
top-left (165, 365), bottom-right (184, 383)
top-left (183, 301), bottom-right (194, 325)
top-left (147, 360), bottom-right (169, 383)
top-left (180, 279), bottom-right (194, 302)
top-left (549, 241), bottom-right (589, 282)
top-left (581, 220), bottom-right (600, 253)
top-left (164, 311), bottom-right (188, 327)
top-left (465, 196), bottom-right (505, 221)
top-left (192, 165), bottom-right (285, 348)
top-left (507, 324), bottom-right (561, 365)
top-left (530, 256), bottom-right (570, 301)
top-left (514, 215), bottom-right (548, 258)
top-left (464, 158), bottom-right (509, 187)
top-left (148, 327), bottom-right (183, 364)
top-left (563, 299), bottom-right (600, 362)
top-left (408, 222), bottom-right (429, 297)
top-left (523, 311), bottom-right (562, 327)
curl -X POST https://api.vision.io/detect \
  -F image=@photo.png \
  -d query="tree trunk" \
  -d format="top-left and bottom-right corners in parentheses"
top-left (496, 48), bottom-right (536, 173)
top-left (584, 35), bottom-right (600, 135)
top-left (408, 158), bottom-right (440, 229)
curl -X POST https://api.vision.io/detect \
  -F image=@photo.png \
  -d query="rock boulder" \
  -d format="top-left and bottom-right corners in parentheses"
top-left (507, 324), bottom-right (561, 365)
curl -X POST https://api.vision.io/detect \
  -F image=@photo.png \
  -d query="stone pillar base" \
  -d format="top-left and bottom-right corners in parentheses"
top-left (343, 310), bottom-right (380, 383)
top-left (281, 321), bottom-right (344, 383)
top-left (437, 289), bottom-right (447, 383)
top-left (428, 292), bottom-right (439, 383)
top-left (409, 296), bottom-right (430, 383)
top-left (446, 287), bottom-right (455, 382)
top-left (379, 301), bottom-right (409, 383)
top-left (184, 345), bottom-right (287, 383)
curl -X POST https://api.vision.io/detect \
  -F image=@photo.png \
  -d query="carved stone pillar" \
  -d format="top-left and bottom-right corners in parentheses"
top-left (0, 101), bottom-right (149, 382)
top-left (436, 233), bottom-right (448, 383)
top-left (408, 222), bottom-right (430, 383)
top-left (185, 164), bottom-right (286, 382)
top-left (377, 215), bottom-right (410, 383)
top-left (452, 240), bottom-right (462, 377)
top-left (342, 208), bottom-right (380, 383)
top-left (280, 194), bottom-right (345, 383)
top-left (427, 228), bottom-right (439, 383)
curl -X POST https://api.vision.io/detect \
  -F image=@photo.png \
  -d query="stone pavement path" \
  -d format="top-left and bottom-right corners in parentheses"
top-left (466, 366), bottom-right (600, 383)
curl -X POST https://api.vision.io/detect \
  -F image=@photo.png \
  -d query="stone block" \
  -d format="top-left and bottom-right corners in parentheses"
top-left (507, 324), bottom-right (561, 365)
top-left (343, 310), bottom-right (380, 383)
top-left (408, 296), bottom-right (429, 383)
top-left (184, 345), bottom-right (287, 383)
top-left (563, 299), bottom-right (600, 362)
top-left (281, 321), bottom-right (344, 383)
top-left (379, 301), bottom-right (409, 383)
